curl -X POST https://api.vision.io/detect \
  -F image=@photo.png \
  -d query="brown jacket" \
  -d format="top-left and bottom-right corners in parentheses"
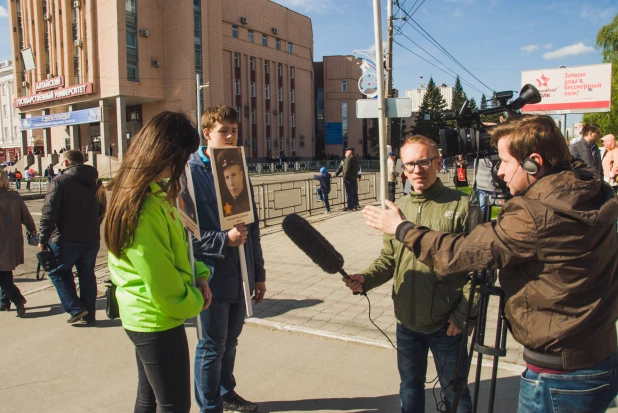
top-left (395, 161), bottom-right (618, 370)
top-left (0, 189), bottom-right (36, 271)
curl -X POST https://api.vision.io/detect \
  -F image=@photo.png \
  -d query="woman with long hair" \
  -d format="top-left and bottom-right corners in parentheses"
top-left (105, 111), bottom-right (212, 413)
top-left (0, 170), bottom-right (36, 316)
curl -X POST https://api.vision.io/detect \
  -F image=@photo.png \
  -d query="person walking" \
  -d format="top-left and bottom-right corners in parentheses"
top-left (13, 170), bottom-right (22, 190)
top-left (313, 166), bottom-right (332, 213)
top-left (38, 150), bottom-right (106, 325)
top-left (335, 148), bottom-right (360, 211)
top-left (45, 164), bottom-right (55, 183)
top-left (25, 169), bottom-right (32, 192)
top-left (570, 123), bottom-right (602, 177)
top-left (0, 171), bottom-right (37, 316)
top-left (106, 111), bottom-right (212, 413)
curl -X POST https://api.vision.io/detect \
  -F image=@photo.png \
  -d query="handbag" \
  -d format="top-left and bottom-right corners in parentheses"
top-left (104, 280), bottom-right (119, 320)
top-left (36, 248), bottom-right (57, 272)
top-left (26, 232), bottom-right (39, 246)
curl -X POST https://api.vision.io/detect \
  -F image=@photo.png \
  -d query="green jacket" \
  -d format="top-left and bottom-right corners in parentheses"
top-left (109, 181), bottom-right (210, 332)
top-left (361, 179), bottom-right (472, 333)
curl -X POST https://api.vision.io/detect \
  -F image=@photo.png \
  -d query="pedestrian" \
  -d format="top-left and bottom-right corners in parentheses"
top-left (7, 170), bottom-right (14, 189)
top-left (45, 164), bottom-right (55, 183)
top-left (454, 155), bottom-right (468, 187)
top-left (401, 170), bottom-right (410, 195)
top-left (387, 152), bottom-right (397, 202)
top-left (335, 147), bottom-right (360, 211)
top-left (601, 134), bottom-right (618, 193)
top-left (343, 134), bottom-right (473, 413)
top-left (13, 169), bottom-right (22, 190)
top-left (0, 170), bottom-right (37, 316)
top-left (105, 111), bottom-right (212, 413)
top-left (363, 115), bottom-right (618, 413)
top-left (25, 169), bottom-right (32, 191)
top-left (189, 105), bottom-right (265, 413)
top-left (569, 123), bottom-right (602, 177)
top-left (38, 150), bottom-right (106, 326)
top-left (313, 166), bottom-right (332, 213)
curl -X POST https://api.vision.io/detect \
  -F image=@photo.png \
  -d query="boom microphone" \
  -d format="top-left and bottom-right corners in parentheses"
top-left (282, 213), bottom-right (364, 295)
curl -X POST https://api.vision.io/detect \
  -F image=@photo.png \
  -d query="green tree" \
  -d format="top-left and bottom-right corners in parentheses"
top-left (480, 94), bottom-right (488, 110)
top-left (469, 98), bottom-right (478, 113)
top-left (582, 13), bottom-right (618, 133)
top-left (412, 77), bottom-right (448, 141)
top-left (451, 76), bottom-right (467, 112)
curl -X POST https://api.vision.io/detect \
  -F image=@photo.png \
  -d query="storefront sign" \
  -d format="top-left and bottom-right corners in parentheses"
top-left (35, 76), bottom-right (65, 92)
top-left (14, 83), bottom-right (94, 108)
top-left (20, 107), bottom-right (102, 130)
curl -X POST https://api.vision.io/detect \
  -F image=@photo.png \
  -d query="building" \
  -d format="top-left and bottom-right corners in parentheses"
top-left (406, 82), bottom-right (454, 112)
top-left (314, 55), bottom-right (366, 159)
top-left (7, 0), bottom-right (314, 174)
top-left (0, 60), bottom-right (22, 163)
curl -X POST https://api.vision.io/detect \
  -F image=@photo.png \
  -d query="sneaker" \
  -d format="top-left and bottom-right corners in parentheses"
top-left (324, 210), bottom-right (331, 214)
top-left (222, 391), bottom-right (259, 413)
top-left (67, 310), bottom-right (89, 324)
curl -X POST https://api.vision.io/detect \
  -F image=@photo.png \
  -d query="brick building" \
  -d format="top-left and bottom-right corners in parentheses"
top-left (6, 0), bottom-right (314, 174)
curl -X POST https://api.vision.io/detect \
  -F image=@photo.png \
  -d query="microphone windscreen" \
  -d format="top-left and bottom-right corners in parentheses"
top-left (282, 213), bottom-right (344, 274)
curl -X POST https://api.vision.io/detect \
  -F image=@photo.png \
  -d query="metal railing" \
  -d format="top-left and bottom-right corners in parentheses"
top-left (9, 178), bottom-right (50, 194)
top-left (245, 160), bottom-right (381, 175)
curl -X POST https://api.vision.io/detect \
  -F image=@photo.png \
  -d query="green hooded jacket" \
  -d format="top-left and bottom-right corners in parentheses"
top-left (109, 181), bottom-right (210, 333)
top-left (361, 179), bottom-right (473, 333)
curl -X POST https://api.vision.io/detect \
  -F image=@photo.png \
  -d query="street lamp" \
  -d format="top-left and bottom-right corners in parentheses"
top-left (196, 74), bottom-right (210, 139)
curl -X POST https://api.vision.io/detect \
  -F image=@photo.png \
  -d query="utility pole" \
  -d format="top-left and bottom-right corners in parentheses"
top-left (373, 0), bottom-right (388, 207)
top-left (196, 74), bottom-right (210, 141)
top-left (385, 0), bottom-right (394, 146)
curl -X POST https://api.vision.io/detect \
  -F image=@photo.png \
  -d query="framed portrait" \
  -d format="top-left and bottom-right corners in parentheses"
top-left (176, 164), bottom-right (200, 238)
top-left (210, 146), bottom-right (255, 231)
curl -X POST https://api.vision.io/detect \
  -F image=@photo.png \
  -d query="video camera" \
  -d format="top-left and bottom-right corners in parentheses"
top-left (438, 84), bottom-right (542, 158)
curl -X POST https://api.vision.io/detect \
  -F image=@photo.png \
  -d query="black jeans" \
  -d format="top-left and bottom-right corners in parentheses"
top-left (388, 182), bottom-right (396, 202)
top-left (0, 271), bottom-right (25, 308)
top-left (126, 325), bottom-right (192, 413)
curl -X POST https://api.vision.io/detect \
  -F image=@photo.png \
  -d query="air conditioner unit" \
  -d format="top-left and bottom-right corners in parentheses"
top-left (46, 73), bottom-right (53, 79)
top-left (139, 29), bottom-right (149, 37)
top-left (240, 17), bottom-right (248, 24)
top-left (272, 27), bottom-right (278, 34)
top-left (151, 59), bottom-right (160, 67)
top-left (21, 81), bottom-right (29, 87)
top-left (273, 110), bottom-right (278, 115)
top-left (43, 13), bottom-right (52, 21)
top-left (73, 1), bottom-right (81, 8)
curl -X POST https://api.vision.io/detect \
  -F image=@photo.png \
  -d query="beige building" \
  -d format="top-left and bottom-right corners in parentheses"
top-left (0, 60), bottom-right (22, 163)
top-left (7, 0), bottom-right (314, 174)
top-left (314, 56), bottom-right (367, 159)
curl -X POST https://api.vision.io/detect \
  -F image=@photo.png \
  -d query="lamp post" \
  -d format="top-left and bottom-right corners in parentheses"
top-left (196, 74), bottom-right (210, 139)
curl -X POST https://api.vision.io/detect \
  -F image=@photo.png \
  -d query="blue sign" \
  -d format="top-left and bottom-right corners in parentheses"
top-left (21, 107), bottom-right (101, 130)
top-left (325, 122), bottom-right (343, 145)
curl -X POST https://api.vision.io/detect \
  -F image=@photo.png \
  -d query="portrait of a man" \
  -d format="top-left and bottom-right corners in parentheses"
top-left (216, 148), bottom-right (251, 217)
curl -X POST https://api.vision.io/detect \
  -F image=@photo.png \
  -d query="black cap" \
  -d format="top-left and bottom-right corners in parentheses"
top-left (215, 148), bottom-right (243, 170)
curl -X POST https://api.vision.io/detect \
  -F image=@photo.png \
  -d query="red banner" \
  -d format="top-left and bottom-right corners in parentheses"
top-left (14, 83), bottom-right (94, 108)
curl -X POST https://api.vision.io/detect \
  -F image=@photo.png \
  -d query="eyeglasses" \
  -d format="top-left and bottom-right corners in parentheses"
top-left (401, 157), bottom-right (437, 172)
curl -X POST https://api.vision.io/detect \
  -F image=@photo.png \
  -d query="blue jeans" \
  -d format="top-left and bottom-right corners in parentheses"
top-left (194, 300), bottom-right (246, 413)
top-left (317, 188), bottom-right (330, 212)
top-left (518, 351), bottom-right (618, 413)
top-left (478, 189), bottom-right (492, 218)
top-left (397, 323), bottom-right (472, 413)
top-left (48, 241), bottom-right (100, 321)
top-left (344, 179), bottom-right (358, 209)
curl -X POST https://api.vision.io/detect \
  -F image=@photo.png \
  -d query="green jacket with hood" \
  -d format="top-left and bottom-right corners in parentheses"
top-left (109, 181), bottom-right (210, 332)
top-left (361, 178), bottom-right (472, 333)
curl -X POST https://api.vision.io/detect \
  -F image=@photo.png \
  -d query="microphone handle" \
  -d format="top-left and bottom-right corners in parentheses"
top-left (339, 269), bottom-right (365, 296)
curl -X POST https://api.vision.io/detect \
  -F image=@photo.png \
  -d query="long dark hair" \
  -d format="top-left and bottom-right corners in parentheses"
top-left (104, 111), bottom-right (200, 257)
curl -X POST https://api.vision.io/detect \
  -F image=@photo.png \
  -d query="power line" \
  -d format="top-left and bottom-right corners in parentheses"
top-left (410, 0), bottom-right (427, 16)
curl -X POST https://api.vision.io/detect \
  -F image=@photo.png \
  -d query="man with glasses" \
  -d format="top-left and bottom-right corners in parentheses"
top-left (342, 134), bottom-right (473, 413)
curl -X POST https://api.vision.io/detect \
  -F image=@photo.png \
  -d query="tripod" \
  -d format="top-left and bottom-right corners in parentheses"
top-left (450, 192), bottom-right (510, 413)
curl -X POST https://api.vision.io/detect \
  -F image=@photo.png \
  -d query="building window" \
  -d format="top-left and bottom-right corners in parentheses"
top-left (291, 137), bottom-right (296, 151)
top-left (126, 105), bottom-right (142, 122)
top-left (342, 80), bottom-right (347, 92)
top-left (277, 63), bottom-right (282, 77)
top-left (265, 84), bottom-right (270, 100)
top-left (2, 105), bottom-right (7, 117)
top-left (278, 112), bottom-right (283, 126)
top-left (126, 0), bottom-right (138, 82)
top-left (288, 43), bottom-right (293, 54)
top-left (275, 38), bottom-right (281, 50)
top-left (265, 111), bottom-right (270, 125)
top-left (291, 113), bottom-right (295, 127)
top-left (194, 0), bottom-right (203, 74)
top-left (266, 137), bottom-right (271, 151)
top-left (290, 67), bottom-right (295, 79)
top-left (250, 57), bottom-right (255, 71)
top-left (232, 25), bottom-right (238, 38)
top-left (233, 53), bottom-right (240, 68)
top-left (1, 84), bottom-right (5, 96)
top-left (248, 30), bottom-right (254, 43)
top-left (290, 89), bottom-right (295, 103)
top-left (14, 126), bottom-right (19, 141)
top-left (235, 79), bottom-right (241, 95)
top-left (262, 34), bottom-right (267, 46)
top-left (252, 136), bottom-right (257, 152)
top-left (250, 81), bottom-right (256, 97)
top-left (264, 60), bottom-right (269, 73)
top-left (251, 109), bottom-right (256, 124)
top-left (3, 127), bottom-right (7, 140)
top-left (342, 101), bottom-right (348, 147)
top-left (236, 106), bottom-right (241, 123)
top-left (279, 137), bottom-right (283, 152)
top-left (278, 87), bottom-right (283, 102)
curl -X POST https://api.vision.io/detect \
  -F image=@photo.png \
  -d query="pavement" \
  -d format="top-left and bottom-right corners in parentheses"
top-left (5, 173), bottom-right (617, 412)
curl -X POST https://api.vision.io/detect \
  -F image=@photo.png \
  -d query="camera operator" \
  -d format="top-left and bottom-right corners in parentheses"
top-left (362, 114), bottom-right (618, 413)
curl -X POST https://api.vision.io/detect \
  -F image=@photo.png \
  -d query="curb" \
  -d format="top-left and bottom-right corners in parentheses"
top-left (246, 318), bottom-right (525, 373)
top-left (21, 193), bottom-right (46, 201)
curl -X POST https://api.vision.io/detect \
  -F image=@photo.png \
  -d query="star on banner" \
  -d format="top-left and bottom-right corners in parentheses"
top-left (536, 74), bottom-right (550, 88)
top-left (223, 202), bottom-right (233, 216)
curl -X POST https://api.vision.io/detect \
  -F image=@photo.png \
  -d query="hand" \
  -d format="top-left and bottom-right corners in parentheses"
top-left (37, 243), bottom-right (46, 251)
top-left (362, 200), bottom-right (406, 235)
top-left (227, 225), bottom-right (248, 247)
top-left (253, 281), bottom-right (266, 304)
top-left (197, 278), bottom-right (212, 310)
top-left (447, 318), bottom-right (462, 336)
top-left (342, 273), bottom-right (365, 293)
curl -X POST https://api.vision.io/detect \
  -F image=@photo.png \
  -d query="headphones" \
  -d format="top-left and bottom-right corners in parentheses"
top-left (521, 157), bottom-right (540, 175)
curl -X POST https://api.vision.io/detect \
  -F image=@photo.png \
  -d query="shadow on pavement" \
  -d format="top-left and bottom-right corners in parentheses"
top-left (253, 298), bottom-right (323, 317)
top-left (22, 302), bottom-right (64, 318)
top-left (14, 277), bottom-right (47, 283)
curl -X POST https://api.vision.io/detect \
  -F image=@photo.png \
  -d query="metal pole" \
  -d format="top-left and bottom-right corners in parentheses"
top-left (373, 0), bottom-right (388, 208)
top-left (385, 0), bottom-right (394, 146)
top-left (561, 114), bottom-right (567, 139)
top-left (196, 74), bottom-right (203, 140)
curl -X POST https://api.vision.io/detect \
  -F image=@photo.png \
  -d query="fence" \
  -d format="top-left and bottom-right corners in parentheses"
top-left (246, 159), bottom-right (381, 174)
top-left (9, 178), bottom-right (50, 194)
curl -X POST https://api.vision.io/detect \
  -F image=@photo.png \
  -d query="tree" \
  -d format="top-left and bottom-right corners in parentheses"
top-left (411, 77), bottom-right (448, 142)
top-left (480, 94), bottom-right (488, 110)
top-left (582, 13), bottom-right (618, 133)
top-left (481, 92), bottom-right (507, 124)
top-left (469, 98), bottom-right (478, 113)
top-left (367, 118), bottom-right (407, 153)
top-left (451, 76), bottom-right (467, 112)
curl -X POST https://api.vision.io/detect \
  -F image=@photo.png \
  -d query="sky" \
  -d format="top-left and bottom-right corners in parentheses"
top-left (0, 0), bottom-right (615, 128)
